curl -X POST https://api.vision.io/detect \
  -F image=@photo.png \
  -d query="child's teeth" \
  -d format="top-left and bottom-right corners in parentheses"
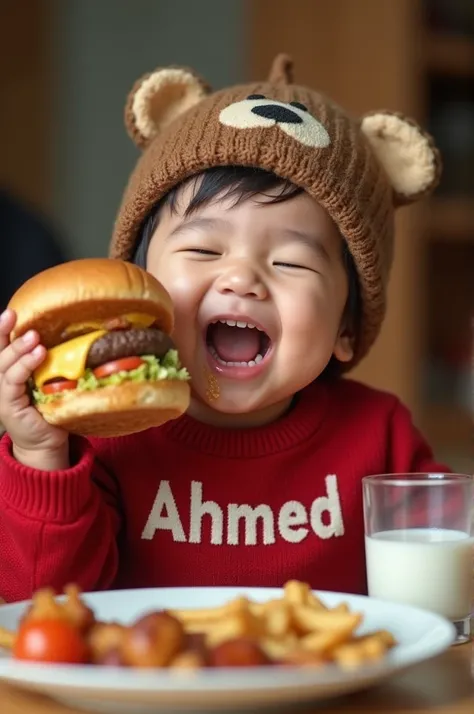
top-left (207, 345), bottom-right (264, 367)
top-left (216, 319), bottom-right (258, 329)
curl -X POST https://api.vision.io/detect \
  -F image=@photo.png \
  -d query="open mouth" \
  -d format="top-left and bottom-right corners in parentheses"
top-left (206, 319), bottom-right (272, 367)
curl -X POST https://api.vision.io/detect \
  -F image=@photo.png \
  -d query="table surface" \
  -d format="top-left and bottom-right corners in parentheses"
top-left (0, 642), bottom-right (472, 714)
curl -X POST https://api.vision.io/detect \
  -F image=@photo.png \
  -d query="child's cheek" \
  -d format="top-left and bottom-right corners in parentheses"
top-left (153, 267), bottom-right (197, 312)
top-left (159, 276), bottom-right (200, 354)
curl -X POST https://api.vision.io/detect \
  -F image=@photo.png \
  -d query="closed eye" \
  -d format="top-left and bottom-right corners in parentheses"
top-left (181, 249), bottom-right (220, 256)
top-left (274, 261), bottom-right (311, 271)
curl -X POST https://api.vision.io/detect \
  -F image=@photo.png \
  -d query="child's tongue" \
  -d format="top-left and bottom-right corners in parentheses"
top-left (211, 322), bottom-right (260, 363)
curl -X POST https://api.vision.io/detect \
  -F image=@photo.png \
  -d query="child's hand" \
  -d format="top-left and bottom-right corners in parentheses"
top-left (0, 309), bottom-right (69, 470)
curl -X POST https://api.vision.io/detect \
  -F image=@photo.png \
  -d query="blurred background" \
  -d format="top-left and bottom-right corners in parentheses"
top-left (0, 0), bottom-right (473, 470)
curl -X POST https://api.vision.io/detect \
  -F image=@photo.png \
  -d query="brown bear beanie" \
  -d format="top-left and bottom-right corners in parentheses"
top-left (109, 54), bottom-right (441, 369)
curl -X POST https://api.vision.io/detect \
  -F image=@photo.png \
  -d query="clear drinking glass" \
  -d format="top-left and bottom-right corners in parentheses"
top-left (363, 473), bottom-right (474, 645)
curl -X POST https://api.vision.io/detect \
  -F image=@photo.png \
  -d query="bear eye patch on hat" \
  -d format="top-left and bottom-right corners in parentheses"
top-left (219, 94), bottom-right (330, 148)
top-left (247, 93), bottom-right (309, 112)
top-left (111, 53), bottom-right (441, 371)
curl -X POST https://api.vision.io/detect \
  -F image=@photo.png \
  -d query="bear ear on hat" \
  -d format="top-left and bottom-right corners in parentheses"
top-left (361, 111), bottom-right (441, 206)
top-left (125, 67), bottom-right (211, 149)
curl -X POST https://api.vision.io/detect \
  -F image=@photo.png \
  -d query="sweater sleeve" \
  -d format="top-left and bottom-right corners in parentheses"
top-left (0, 434), bottom-right (122, 602)
top-left (384, 400), bottom-right (466, 529)
top-left (388, 400), bottom-right (451, 473)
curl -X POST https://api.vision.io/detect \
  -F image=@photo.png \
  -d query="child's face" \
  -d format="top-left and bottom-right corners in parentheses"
top-left (147, 180), bottom-right (353, 427)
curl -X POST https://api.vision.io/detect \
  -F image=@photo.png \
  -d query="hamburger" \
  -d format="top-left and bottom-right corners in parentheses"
top-left (8, 258), bottom-right (190, 437)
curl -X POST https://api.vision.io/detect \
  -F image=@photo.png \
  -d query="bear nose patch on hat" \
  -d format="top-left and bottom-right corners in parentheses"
top-left (251, 104), bottom-right (303, 124)
top-left (219, 96), bottom-right (331, 148)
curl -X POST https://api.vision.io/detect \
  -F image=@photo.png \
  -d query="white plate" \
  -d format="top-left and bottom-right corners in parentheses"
top-left (0, 587), bottom-right (455, 713)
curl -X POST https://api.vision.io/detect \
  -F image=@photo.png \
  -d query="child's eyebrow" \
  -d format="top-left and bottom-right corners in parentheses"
top-left (276, 228), bottom-right (331, 262)
top-left (166, 216), bottom-right (229, 240)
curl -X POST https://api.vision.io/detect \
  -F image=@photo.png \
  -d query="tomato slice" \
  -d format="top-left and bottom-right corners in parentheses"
top-left (93, 356), bottom-right (145, 379)
top-left (13, 618), bottom-right (89, 664)
top-left (42, 379), bottom-right (78, 394)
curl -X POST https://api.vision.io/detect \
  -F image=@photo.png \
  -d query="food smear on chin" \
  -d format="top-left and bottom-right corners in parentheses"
top-left (204, 369), bottom-right (220, 402)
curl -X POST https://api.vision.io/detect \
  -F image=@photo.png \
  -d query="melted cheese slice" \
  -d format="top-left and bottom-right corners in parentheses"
top-left (63, 313), bottom-right (156, 337)
top-left (34, 330), bottom-right (107, 387)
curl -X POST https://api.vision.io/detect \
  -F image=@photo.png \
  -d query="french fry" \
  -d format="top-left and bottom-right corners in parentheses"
top-left (330, 602), bottom-right (350, 614)
top-left (205, 607), bottom-right (263, 648)
top-left (169, 605), bottom-right (228, 624)
top-left (283, 580), bottom-right (310, 606)
top-left (181, 619), bottom-right (222, 635)
top-left (332, 631), bottom-right (396, 668)
top-left (249, 597), bottom-right (285, 617)
top-left (357, 637), bottom-right (386, 660)
top-left (263, 603), bottom-right (292, 638)
top-left (300, 626), bottom-right (360, 656)
top-left (261, 634), bottom-right (299, 660)
top-left (306, 591), bottom-right (327, 610)
top-left (168, 582), bottom-right (395, 672)
top-left (0, 626), bottom-right (15, 650)
top-left (170, 596), bottom-right (249, 624)
top-left (363, 629), bottom-right (397, 648)
top-left (292, 605), bottom-right (363, 634)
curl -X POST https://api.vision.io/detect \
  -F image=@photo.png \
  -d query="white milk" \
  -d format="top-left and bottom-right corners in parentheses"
top-left (365, 528), bottom-right (474, 620)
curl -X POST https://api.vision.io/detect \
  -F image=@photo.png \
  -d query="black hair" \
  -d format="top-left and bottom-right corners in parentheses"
top-left (133, 166), bottom-right (361, 376)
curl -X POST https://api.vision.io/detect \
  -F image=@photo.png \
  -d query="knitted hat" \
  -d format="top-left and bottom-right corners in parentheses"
top-left (110, 54), bottom-right (441, 369)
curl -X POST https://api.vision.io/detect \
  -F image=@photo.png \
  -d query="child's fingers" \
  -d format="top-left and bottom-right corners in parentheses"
top-left (0, 331), bottom-right (40, 376)
top-left (0, 309), bottom-right (16, 351)
top-left (0, 346), bottom-right (46, 404)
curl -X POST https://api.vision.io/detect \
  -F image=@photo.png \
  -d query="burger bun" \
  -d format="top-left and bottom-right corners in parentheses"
top-left (37, 380), bottom-right (190, 438)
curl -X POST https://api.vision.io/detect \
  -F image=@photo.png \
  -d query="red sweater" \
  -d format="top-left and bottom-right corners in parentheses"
top-left (0, 379), bottom-right (448, 603)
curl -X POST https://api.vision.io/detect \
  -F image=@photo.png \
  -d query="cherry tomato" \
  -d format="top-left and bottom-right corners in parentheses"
top-left (42, 379), bottom-right (78, 394)
top-left (93, 357), bottom-right (144, 379)
top-left (13, 618), bottom-right (89, 664)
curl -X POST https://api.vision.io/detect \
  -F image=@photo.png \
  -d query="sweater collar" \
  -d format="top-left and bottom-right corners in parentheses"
top-left (161, 380), bottom-right (329, 458)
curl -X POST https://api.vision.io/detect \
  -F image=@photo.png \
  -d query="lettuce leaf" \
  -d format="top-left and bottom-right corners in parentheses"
top-left (32, 350), bottom-right (189, 405)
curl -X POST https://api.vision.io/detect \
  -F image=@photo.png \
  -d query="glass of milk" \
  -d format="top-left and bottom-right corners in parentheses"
top-left (363, 473), bottom-right (474, 645)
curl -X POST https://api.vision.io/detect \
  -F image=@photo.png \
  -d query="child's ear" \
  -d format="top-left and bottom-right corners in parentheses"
top-left (125, 67), bottom-right (211, 149)
top-left (333, 328), bottom-right (354, 364)
top-left (361, 112), bottom-right (441, 207)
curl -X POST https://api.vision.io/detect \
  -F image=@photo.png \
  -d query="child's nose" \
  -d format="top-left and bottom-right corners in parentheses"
top-left (214, 263), bottom-right (268, 300)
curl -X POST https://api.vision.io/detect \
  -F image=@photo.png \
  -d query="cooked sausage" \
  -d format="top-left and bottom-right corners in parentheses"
top-left (86, 328), bottom-right (174, 369)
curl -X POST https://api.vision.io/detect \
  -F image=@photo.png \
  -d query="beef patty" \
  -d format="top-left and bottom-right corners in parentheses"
top-left (86, 328), bottom-right (174, 369)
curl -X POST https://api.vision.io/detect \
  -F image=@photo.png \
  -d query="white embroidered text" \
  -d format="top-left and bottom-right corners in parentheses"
top-left (141, 475), bottom-right (344, 545)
